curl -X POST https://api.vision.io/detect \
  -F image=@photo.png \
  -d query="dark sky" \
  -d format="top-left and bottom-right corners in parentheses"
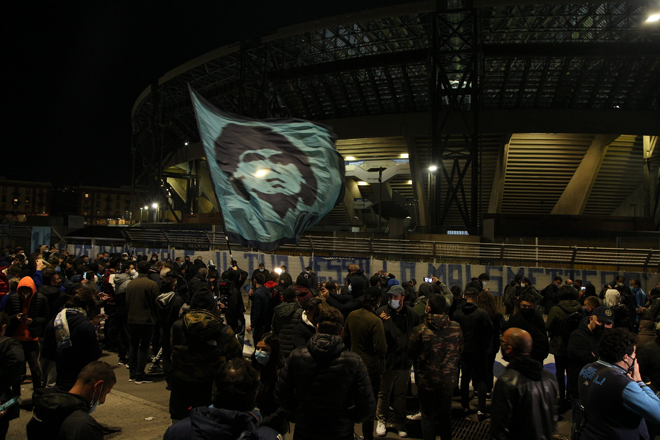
top-left (5, 0), bottom-right (406, 188)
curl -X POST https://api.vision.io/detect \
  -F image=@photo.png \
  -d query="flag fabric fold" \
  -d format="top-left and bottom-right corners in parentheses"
top-left (190, 87), bottom-right (345, 251)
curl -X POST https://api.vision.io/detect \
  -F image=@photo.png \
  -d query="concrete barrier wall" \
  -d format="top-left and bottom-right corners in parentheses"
top-left (66, 244), bottom-right (660, 295)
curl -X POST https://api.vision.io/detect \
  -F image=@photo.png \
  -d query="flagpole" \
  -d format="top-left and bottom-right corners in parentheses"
top-left (220, 213), bottom-right (235, 267)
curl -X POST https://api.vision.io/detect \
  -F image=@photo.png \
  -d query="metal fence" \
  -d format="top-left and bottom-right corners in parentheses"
top-left (115, 229), bottom-right (660, 272)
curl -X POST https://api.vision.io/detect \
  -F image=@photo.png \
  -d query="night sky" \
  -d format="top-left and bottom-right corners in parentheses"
top-left (5, 1), bottom-right (407, 188)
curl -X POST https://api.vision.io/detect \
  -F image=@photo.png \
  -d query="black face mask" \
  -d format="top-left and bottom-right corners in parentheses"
top-left (592, 323), bottom-right (606, 340)
top-left (624, 356), bottom-right (637, 375)
top-left (520, 308), bottom-right (535, 319)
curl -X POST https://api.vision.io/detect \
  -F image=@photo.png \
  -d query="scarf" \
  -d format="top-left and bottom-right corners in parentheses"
top-left (54, 308), bottom-right (86, 352)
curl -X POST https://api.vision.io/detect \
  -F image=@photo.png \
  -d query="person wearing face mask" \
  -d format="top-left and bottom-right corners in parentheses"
top-left (643, 287), bottom-right (660, 322)
top-left (578, 327), bottom-right (660, 440)
top-left (251, 263), bottom-right (270, 288)
top-left (251, 332), bottom-right (288, 435)
top-left (520, 277), bottom-right (543, 306)
top-left (344, 288), bottom-right (386, 440)
top-left (27, 361), bottom-right (116, 440)
top-left (374, 284), bottom-right (420, 438)
top-left (507, 294), bottom-right (549, 363)
top-left (490, 328), bottom-right (559, 440)
top-left (567, 305), bottom-right (613, 429)
top-left (464, 272), bottom-right (489, 294)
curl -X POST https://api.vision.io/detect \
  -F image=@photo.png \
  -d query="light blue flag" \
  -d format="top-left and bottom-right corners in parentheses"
top-left (190, 87), bottom-right (345, 251)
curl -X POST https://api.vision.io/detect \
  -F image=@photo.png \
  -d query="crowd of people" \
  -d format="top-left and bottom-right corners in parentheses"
top-left (2, 247), bottom-right (660, 439)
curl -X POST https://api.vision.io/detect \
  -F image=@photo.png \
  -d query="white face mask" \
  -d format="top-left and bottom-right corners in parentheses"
top-left (129, 269), bottom-right (137, 277)
top-left (482, 281), bottom-right (487, 287)
top-left (259, 268), bottom-right (264, 272)
top-left (389, 299), bottom-right (400, 310)
top-left (89, 386), bottom-right (102, 415)
top-left (348, 285), bottom-right (352, 292)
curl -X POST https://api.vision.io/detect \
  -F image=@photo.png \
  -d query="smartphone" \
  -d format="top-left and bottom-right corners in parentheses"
top-left (424, 277), bottom-right (432, 283)
top-left (581, 287), bottom-right (586, 291)
top-left (0, 397), bottom-right (19, 412)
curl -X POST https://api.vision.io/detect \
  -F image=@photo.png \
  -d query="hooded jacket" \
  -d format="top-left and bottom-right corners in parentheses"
top-left (375, 303), bottom-right (420, 370)
top-left (164, 407), bottom-right (279, 440)
top-left (274, 333), bottom-right (375, 440)
top-left (26, 387), bottom-right (104, 440)
top-left (112, 272), bottom-right (131, 313)
top-left (408, 314), bottom-right (462, 391)
top-left (291, 315), bottom-right (316, 350)
top-left (566, 321), bottom-right (600, 397)
top-left (491, 356), bottom-right (559, 440)
top-left (452, 302), bottom-right (493, 354)
top-left (5, 277), bottom-right (49, 339)
top-left (271, 301), bottom-right (302, 358)
top-left (545, 299), bottom-right (582, 356)
top-left (508, 308), bottom-right (550, 362)
top-left (156, 291), bottom-right (184, 337)
top-left (344, 307), bottom-right (387, 378)
top-left (125, 274), bottom-right (159, 326)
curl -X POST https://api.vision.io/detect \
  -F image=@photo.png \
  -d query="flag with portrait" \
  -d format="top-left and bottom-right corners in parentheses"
top-left (189, 87), bottom-right (345, 251)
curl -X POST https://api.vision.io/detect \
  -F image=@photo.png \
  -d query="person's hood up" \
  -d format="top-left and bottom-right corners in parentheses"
top-left (190, 286), bottom-right (216, 312)
top-left (295, 274), bottom-right (310, 288)
top-left (193, 260), bottom-right (207, 269)
top-left (275, 301), bottom-right (301, 319)
top-left (157, 291), bottom-right (176, 309)
top-left (307, 333), bottom-right (344, 362)
top-left (31, 387), bottom-right (89, 426)
top-left (187, 406), bottom-right (262, 440)
top-left (461, 302), bottom-right (478, 314)
top-left (183, 310), bottom-right (225, 340)
top-left (418, 282), bottom-right (433, 297)
top-left (114, 273), bottom-right (131, 286)
top-left (424, 313), bottom-right (450, 331)
top-left (557, 299), bottom-right (581, 313)
top-left (264, 280), bottom-right (278, 289)
top-left (349, 276), bottom-right (367, 298)
top-left (18, 276), bottom-right (37, 295)
top-left (508, 355), bottom-right (544, 381)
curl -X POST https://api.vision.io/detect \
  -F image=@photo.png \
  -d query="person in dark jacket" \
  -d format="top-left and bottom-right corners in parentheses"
top-left (271, 288), bottom-right (302, 359)
top-left (26, 361), bottom-right (116, 440)
top-left (251, 263), bottom-right (270, 289)
top-left (251, 332), bottom-right (288, 435)
top-left (638, 322), bottom-right (660, 392)
top-left (291, 274), bottom-right (313, 309)
top-left (541, 276), bottom-right (562, 315)
top-left (408, 294), bottom-right (463, 440)
top-left (578, 328), bottom-right (660, 440)
top-left (375, 285), bottom-right (420, 438)
top-left (453, 289), bottom-right (493, 420)
top-left (508, 294), bottom-right (549, 363)
top-left (178, 268), bottom-right (209, 305)
top-left (643, 287), bottom-right (660, 322)
top-left (0, 312), bottom-right (25, 440)
top-left (42, 289), bottom-right (102, 390)
top-left (326, 276), bottom-right (366, 319)
top-left (275, 306), bottom-right (375, 440)
top-left (545, 286), bottom-right (582, 405)
top-left (165, 359), bottom-right (280, 440)
top-left (249, 273), bottom-right (271, 344)
top-left (169, 289), bottom-right (242, 421)
top-left (465, 273), bottom-right (489, 294)
top-left (503, 274), bottom-right (523, 315)
top-left (125, 260), bottom-right (160, 383)
top-left (218, 270), bottom-right (246, 344)
top-left (155, 277), bottom-right (184, 388)
top-left (491, 328), bottom-right (559, 440)
top-left (39, 268), bottom-right (64, 320)
top-left (112, 264), bottom-right (132, 365)
top-left (291, 297), bottom-right (321, 349)
top-left (478, 290), bottom-right (506, 397)
top-left (520, 277), bottom-right (543, 306)
top-left (4, 276), bottom-right (48, 390)
top-left (344, 288), bottom-right (386, 440)
top-left (637, 319), bottom-right (656, 347)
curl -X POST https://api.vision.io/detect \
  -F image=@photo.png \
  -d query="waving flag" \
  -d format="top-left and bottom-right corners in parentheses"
top-left (190, 87), bottom-right (345, 251)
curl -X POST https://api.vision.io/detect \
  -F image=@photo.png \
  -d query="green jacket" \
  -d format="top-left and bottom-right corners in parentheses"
top-left (344, 307), bottom-right (387, 377)
top-left (545, 299), bottom-right (582, 356)
top-left (408, 314), bottom-right (463, 391)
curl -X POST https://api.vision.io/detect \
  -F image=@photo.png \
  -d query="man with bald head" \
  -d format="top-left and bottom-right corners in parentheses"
top-left (490, 328), bottom-right (559, 440)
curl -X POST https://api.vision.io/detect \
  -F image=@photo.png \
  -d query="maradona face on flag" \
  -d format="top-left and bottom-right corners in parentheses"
top-left (190, 88), bottom-right (345, 251)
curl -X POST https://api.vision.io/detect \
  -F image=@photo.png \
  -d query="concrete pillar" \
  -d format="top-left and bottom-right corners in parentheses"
top-left (405, 137), bottom-right (428, 227)
top-left (551, 134), bottom-right (620, 215)
top-left (343, 179), bottom-right (363, 226)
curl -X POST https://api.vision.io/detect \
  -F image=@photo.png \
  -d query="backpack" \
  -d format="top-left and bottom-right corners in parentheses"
top-left (557, 306), bottom-right (585, 348)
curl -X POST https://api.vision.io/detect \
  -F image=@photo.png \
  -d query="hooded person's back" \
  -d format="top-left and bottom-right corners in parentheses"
top-left (27, 387), bottom-right (104, 440)
top-left (164, 406), bottom-right (279, 440)
top-left (272, 300), bottom-right (302, 358)
top-left (452, 302), bottom-right (492, 354)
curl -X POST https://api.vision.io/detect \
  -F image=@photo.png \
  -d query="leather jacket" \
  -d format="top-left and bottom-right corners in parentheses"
top-left (491, 355), bottom-right (559, 440)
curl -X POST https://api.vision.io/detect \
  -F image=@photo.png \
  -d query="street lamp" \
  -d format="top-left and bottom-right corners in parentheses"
top-left (152, 203), bottom-right (159, 222)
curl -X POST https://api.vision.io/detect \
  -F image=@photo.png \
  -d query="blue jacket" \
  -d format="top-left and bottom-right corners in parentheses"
top-left (164, 407), bottom-right (280, 440)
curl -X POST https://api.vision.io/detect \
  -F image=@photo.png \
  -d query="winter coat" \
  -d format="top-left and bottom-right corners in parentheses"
top-left (38, 284), bottom-right (63, 320)
top-left (325, 292), bottom-right (361, 319)
top-left (491, 355), bottom-right (559, 440)
top-left (541, 283), bottom-right (560, 315)
top-left (5, 277), bottom-right (49, 339)
top-left (251, 285), bottom-right (271, 329)
top-left (465, 278), bottom-right (483, 293)
top-left (164, 407), bottom-right (279, 440)
top-left (0, 336), bottom-right (25, 423)
top-left (452, 302), bottom-right (493, 355)
top-left (344, 307), bottom-right (387, 378)
top-left (375, 304), bottom-right (420, 370)
top-left (638, 338), bottom-right (660, 393)
top-left (545, 299), bottom-right (582, 356)
top-left (508, 309), bottom-right (549, 362)
top-left (408, 314), bottom-right (462, 391)
top-left (112, 273), bottom-right (131, 314)
top-left (636, 329), bottom-right (656, 347)
top-left (271, 301), bottom-right (303, 358)
top-left (291, 317), bottom-right (315, 349)
top-left (27, 388), bottom-right (104, 440)
top-left (125, 275), bottom-right (159, 325)
top-left (156, 291), bottom-right (184, 341)
top-left (566, 321), bottom-right (600, 397)
top-left (274, 333), bottom-right (375, 440)
top-left (521, 284), bottom-right (543, 305)
top-left (42, 310), bottom-right (102, 390)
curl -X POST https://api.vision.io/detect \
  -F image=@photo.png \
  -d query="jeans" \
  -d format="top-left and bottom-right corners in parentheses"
top-left (21, 340), bottom-right (42, 389)
top-left (128, 324), bottom-right (153, 381)
top-left (362, 371), bottom-right (381, 440)
top-left (377, 369), bottom-right (409, 425)
top-left (460, 352), bottom-right (487, 412)
top-left (418, 386), bottom-right (453, 440)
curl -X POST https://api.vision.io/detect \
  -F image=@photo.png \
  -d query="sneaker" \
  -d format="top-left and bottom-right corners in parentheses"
top-left (148, 365), bottom-right (163, 374)
top-left (486, 392), bottom-right (492, 399)
top-left (135, 379), bottom-right (154, 385)
top-left (477, 411), bottom-right (490, 422)
top-left (376, 421), bottom-right (386, 437)
top-left (118, 359), bottom-right (128, 366)
top-left (396, 425), bottom-right (408, 438)
top-left (406, 411), bottom-right (422, 421)
top-left (128, 378), bottom-right (135, 382)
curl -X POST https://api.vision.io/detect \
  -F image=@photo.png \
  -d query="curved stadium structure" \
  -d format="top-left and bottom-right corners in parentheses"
top-left (131, 0), bottom-right (660, 236)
